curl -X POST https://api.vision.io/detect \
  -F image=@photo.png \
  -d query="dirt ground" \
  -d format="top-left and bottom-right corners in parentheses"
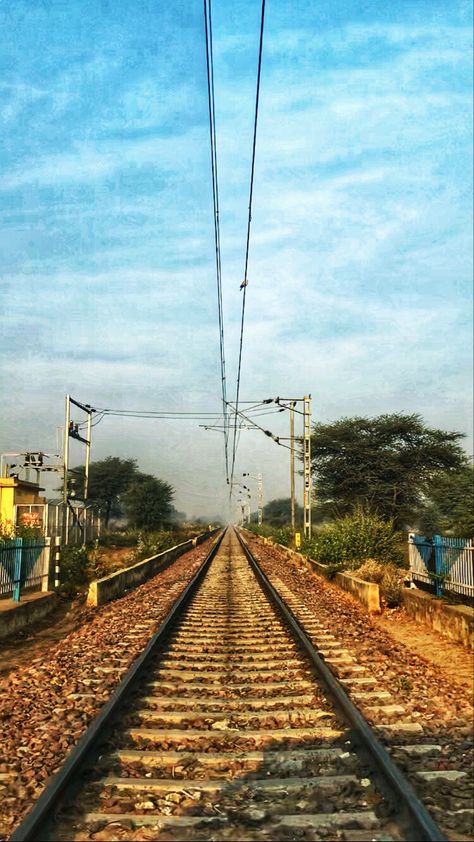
top-left (0, 595), bottom-right (92, 678)
top-left (374, 608), bottom-right (473, 691)
top-left (0, 546), bottom-right (132, 678)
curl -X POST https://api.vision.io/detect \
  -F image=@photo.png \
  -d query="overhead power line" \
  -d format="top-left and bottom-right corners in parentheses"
top-left (204, 0), bottom-right (230, 485)
top-left (77, 404), bottom-right (285, 433)
top-left (228, 405), bottom-right (295, 456)
top-left (230, 0), bottom-right (266, 490)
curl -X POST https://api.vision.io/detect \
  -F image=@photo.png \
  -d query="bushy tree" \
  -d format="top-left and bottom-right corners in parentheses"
top-left (262, 498), bottom-right (303, 527)
top-left (312, 413), bottom-right (467, 530)
top-left (122, 474), bottom-right (174, 531)
top-left (419, 465), bottom-right (474, 537)
top-left (65, 457), bottom-right (139, 527)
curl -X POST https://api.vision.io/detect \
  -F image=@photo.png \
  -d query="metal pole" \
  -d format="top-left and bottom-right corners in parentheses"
top-left (84, 411), bottom-right (92, 501)
top-left (54, 536), bottom-right (61, 590)
top-left (303, 395), bottom-right (312, 539)
top-left (62, 395), bottom-right (70, 545)
top-left (257, 473), bottom-right (263, 525)
top-left (290, 402), bottom-right (296, 534)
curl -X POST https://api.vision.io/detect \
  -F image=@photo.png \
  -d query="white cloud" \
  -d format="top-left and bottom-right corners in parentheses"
top-left (0, 124), bottom-right (208, 190)
top-left (0, 81), bottom-right (48, 123)
top-left (0, 10), bottom-right (471, 515)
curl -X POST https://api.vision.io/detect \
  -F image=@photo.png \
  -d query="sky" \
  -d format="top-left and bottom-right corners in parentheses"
top-left (0, 0), bottom-right (472, 520)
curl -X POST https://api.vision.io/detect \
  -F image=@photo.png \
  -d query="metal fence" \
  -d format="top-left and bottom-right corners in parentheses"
top-left (14, 502), bottom-right (101, 546)
top-left (0, 537), bottom-right (51, 601)
top-left (46, 501), bottom-right (102, 545)
top-left (408, 533), bottom-right (474, 598)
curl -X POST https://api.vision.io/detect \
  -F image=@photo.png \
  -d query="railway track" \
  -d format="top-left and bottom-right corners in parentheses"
top-left (11, 527), bottom-right (447, 842)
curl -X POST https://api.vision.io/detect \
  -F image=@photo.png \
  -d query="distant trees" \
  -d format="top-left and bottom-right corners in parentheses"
top-left (64, 457), bottom-right (175, 530)
top-left (311, 413), bottom-right (468, 530)
top-left (262, 498), bottom-right (303, 527)
top-left (122, 475), bottom-right (174, 531)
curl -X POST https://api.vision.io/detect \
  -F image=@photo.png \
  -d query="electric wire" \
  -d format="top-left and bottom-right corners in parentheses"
top-left (88, 404), bottom-right (284, 421)
top-left (93, 406), bottom-right (230, 417)
top-left (232, 406), bottom-right (294, 452)
top-left (230, 0), bottom-right (266, 490)
top-left (204, 0), bottom-right (230, 484)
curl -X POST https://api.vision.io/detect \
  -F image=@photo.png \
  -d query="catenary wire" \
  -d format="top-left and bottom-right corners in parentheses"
top-left (232, 406), bottom-right (293, 452)
top-left (230, 0), bottom-right (266, 490)
top-left (204, 0), bottom-right (230, 484)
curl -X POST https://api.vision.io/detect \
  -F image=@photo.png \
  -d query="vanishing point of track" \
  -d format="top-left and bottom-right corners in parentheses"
top-left (11, 528), bottom-right (445, 842)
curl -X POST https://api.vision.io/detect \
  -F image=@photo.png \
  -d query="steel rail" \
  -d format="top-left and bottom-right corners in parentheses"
top-left (10, 529), bottom-right (227, 842)
top-left (236, 529), bottom-right (447, 842)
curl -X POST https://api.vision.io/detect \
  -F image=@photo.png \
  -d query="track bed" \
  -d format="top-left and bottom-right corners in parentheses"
top-left (12, 529), bottom-right (448, 841)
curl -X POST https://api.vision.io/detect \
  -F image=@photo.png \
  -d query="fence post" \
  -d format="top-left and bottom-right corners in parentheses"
top-left (407, 533), bottom-right (414, 581)
top-left (41, 537), bottom-right (51, 592)
top-left (53, 536), bottom-right (61, 590)
top-left (433, 534), bottom-right (444, 597)
top-left (12, 537), bottom-right (23, 602)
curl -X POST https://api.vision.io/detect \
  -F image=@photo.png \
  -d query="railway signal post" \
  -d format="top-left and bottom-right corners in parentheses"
top-left (303, 394), bottom-right (312, 539)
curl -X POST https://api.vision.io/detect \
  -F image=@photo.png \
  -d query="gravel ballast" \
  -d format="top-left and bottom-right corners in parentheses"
top-left (0, 540), bottom-right (214, 840)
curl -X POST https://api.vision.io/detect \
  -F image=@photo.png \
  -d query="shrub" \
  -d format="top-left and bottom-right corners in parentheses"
top-left (59, 545), bottom-right (90, 594)
top-left (381, 569), bottom-right (404, 607)
top-left (126, 530), bottom-right (177, 564)
top-left (353, 558), bottom-right (387, 584)
top-left (272, 527), bottom-right (293, 547)
top-left (353, 559), bottom-right (405, 607)
top-left (99, 531), bottom-right (139, 548)
top-left (0, 518), bottom-right (15, 542)
top-left (323, 561), bottom-right (347, 580)
top-left (0, 517), bottom-right (44, 542)
top-left (85, 547), bottom-right (118, 580)
top-left (246, 523), bottom-right (296, 548)
top-left (302, 509), bottom-right (403, 568)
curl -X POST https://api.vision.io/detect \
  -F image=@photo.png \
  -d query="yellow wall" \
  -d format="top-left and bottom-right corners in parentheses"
top-left (0, 479), bottom-right (46, 525)
top-left (0, 481), bottom-right (14, 524)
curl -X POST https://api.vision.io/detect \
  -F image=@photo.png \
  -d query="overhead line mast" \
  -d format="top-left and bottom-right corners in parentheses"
top-left (230, 0), bottom-right (266, 493)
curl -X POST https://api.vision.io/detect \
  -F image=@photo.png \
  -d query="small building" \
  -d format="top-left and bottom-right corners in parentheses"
top-left (0, 477), bottom-right (47, 531)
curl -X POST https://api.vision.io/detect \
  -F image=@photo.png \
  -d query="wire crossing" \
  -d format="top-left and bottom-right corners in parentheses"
top-left (230, 0), bottom-right (266, 493)
top-left (204, 0), bottom-right (230, 485)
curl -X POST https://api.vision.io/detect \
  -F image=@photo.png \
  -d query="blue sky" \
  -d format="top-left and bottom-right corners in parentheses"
top-left (1, 0), bottom-right (472, 518)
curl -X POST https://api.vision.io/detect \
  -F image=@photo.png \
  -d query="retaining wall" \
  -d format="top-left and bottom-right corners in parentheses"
top-left (402, 588), bottom-right (474, 649)
top-left (87, 529), bottom-right (221, 607)
top-left (246, 530), bottom-right (474, 638)
top-left (0, 592), bottom-right (58, 640)
top-left (254, 533), bottom-right (381, 613)
top-left (332, 570), bottom-right (381, 613)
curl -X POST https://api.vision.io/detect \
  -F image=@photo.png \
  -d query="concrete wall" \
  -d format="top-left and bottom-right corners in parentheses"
top-left (87, 529), bottom-right (221, 607)
top-left (246, 530), bottom-right (474, 636)
top-left (248, 532), bottom-right (381, 613)
top-left (402, 588), bottom-right (474, 649)
top-left (0, 592), bottom-right (57, 640)
top-left (333, 570), bottom-right (381, 613)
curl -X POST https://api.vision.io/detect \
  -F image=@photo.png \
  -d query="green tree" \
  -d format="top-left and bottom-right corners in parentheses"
top-left (419, 465), bottom-right (474, 537)
top-left (66, 457), bottom-right (139, 527)
top-left (262, 498), bottom-right (303, 527)
top-left (312, 413), bottom-right (467, 530)
top-left (122, 474), bottom-right (174, 531)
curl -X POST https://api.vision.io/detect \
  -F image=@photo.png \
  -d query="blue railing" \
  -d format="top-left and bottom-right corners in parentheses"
top-left (0, 538), bottom-right (47, 601)
top-left (408, 533), bottom-right (474, 598)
